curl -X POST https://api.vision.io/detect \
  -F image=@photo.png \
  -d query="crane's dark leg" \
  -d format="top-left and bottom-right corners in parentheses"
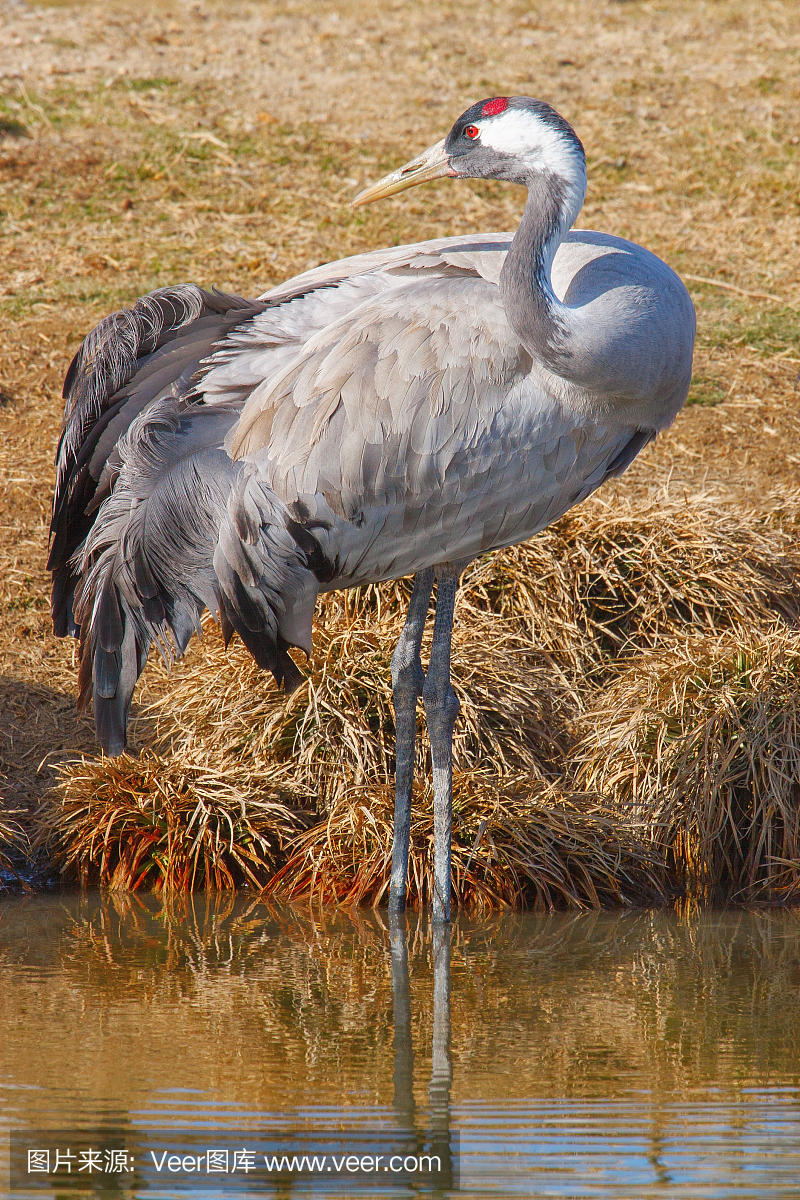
top-left (389, 567), bottom-right (435, 913)
top-left (423, 565), bottom-right (460, 924)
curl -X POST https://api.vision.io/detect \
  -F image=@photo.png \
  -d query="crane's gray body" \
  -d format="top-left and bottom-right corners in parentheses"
top-left (210, 229), bottom-right (692, 644)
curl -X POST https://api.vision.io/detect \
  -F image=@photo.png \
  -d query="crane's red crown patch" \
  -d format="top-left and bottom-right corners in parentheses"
top-left (481, 97), bottom-right (509, 117)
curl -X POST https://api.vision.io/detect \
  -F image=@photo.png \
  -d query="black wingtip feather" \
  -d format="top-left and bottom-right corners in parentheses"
top-left (219, 600), bottom-right (235, 649)
top-left (50, 566), bottom-right (78, 638)
top-left (275, 634), bottom-right (305, 692)
top-left (218, 594), bottom-right (306, 692)
top-left (94, 700), bottom-right (127, 758)
top-left (88, 594), bottom-right (151, 756)
top-left (97, 578), bottom-right (124, 653)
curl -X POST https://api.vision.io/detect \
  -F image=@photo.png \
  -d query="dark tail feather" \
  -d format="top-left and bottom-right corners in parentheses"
top-left (73, 396), bottom-right (315, 754)
top-left (79, 596), bottom-right (148, 757)
top-left (218, 592), bottom-right (305, 692)
top-left (51, 564), bottom-right (78, 638)
top-left (50, 284), bottom-right (267, 643)
top-left (73, 399), bottom-right (241, 754)
top-left (72, 397), bottom-right (322, 755)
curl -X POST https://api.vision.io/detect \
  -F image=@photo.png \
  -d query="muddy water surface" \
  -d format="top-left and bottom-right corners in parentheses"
top-left (1, 896), bottom-right (799, 1197)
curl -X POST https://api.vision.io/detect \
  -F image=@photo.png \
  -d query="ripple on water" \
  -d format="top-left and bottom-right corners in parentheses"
top-left (1, 896), bottom-right (799, 1198)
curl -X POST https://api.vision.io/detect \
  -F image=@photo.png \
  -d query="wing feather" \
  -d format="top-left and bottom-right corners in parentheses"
top-left (223, 266), bottom-right (654, 586)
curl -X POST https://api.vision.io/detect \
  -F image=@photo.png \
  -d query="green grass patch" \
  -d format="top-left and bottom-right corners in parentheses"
top-left (691, 291), bottom-right (799, 357)
top-left (686, 373), bottom-right (727, 407)
top-left (730, 308), bottom-right (799, 356)
top-left (126, 78), bottom-right (178, 92)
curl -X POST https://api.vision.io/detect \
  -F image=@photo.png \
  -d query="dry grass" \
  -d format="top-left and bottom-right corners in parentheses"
top-left (461, 489), bottom-right (800, 670)
top-left (578, 627), bottom-right (800, 904)
top-left (263, 773), bottom-right (669, 911)
top-left (2, 0), bottom-right (800, 902)
top-left (148, 593), bottom-right (577, 796)
top-left (0, 807), bottom-right (28, 881)
top-left (36, 750), bottom-right (308, 890)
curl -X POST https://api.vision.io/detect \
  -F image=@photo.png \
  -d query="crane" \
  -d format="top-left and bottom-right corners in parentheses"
top-left (49, 96), bottom-right (695, 922)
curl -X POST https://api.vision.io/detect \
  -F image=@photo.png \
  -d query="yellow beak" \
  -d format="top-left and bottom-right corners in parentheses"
top-left (351, 138), bottom-right (453, 207)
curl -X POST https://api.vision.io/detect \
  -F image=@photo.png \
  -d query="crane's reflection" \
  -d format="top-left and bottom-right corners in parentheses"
top-left (428, 922), bottom-right (453, 1132)
top-left (389, 911), bottom-right (416, 1122)
top-left (386, 911), bottom-right (455, 1192)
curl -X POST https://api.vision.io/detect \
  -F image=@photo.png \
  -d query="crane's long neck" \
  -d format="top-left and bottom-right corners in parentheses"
top-left (499, 171), bottom-right (585, 384)
top-left (499, 167), bottom-right (692, 427)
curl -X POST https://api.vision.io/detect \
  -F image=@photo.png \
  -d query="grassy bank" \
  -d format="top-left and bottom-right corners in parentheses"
top-left (32, 490), bottom-right (800, 907)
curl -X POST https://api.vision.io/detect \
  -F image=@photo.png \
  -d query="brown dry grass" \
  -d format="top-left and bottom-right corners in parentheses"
top-left (461, 489), bottom-right (800, 669)
top-left (0, 806), bottom-right (27, 879)
top-left (262, 774), bottom-right (669, 911)
top-left (1, 0), bottom-right (800, 901)
top-left (36, 750), bottom-right (308, 890)
top-left (148, 592), bottom-right (576, 794)
top-left (577, 626), bottom-right (800, 905)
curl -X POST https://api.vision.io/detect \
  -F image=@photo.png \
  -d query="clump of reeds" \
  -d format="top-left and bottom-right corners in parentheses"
top-left (577, 626), bottom-right (800, 903)
top-left (0, 810), bottom-right (28, 879)
top-left (37, 751), bottom-right (309, 891)
top-left (263, 771), bottom-right (670, 911)
top-left (44, 489), bottom-right (800, 905)
top-left (461, 490), bottom-right (800, 668)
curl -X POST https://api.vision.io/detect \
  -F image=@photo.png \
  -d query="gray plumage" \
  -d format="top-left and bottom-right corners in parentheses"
top-left (50, 96), bottom-right (695, 920)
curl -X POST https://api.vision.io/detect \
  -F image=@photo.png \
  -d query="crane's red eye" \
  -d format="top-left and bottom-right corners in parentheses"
top-left (464, 124), bottom-right (480, 139)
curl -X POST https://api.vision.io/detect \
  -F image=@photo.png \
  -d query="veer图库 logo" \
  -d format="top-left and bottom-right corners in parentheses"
top-left (9, 1128), bottom-right (458, 1192)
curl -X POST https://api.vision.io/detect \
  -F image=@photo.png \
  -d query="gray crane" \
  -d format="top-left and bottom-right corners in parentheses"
top-left (49, 96), bottom-right (695, 922)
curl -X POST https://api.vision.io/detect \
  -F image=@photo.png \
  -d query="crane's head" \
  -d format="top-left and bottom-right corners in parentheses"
top-left (352, 96), bottom-right (586, 207)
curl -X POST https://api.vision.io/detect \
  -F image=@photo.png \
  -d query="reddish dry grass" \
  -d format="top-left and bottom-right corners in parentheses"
top-left (36, 751), bottom-right (308, 891)
top-left (263, 773), bottom-right (669, 912)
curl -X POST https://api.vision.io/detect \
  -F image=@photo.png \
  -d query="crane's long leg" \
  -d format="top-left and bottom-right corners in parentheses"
top-left (423, 566), bottom-right (460, 925)
top-left (389, 567), bottom-right (435, 914)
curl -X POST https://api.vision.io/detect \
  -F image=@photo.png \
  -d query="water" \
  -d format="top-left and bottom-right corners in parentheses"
top-left (1, 895), bottom-right (800, 1198)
